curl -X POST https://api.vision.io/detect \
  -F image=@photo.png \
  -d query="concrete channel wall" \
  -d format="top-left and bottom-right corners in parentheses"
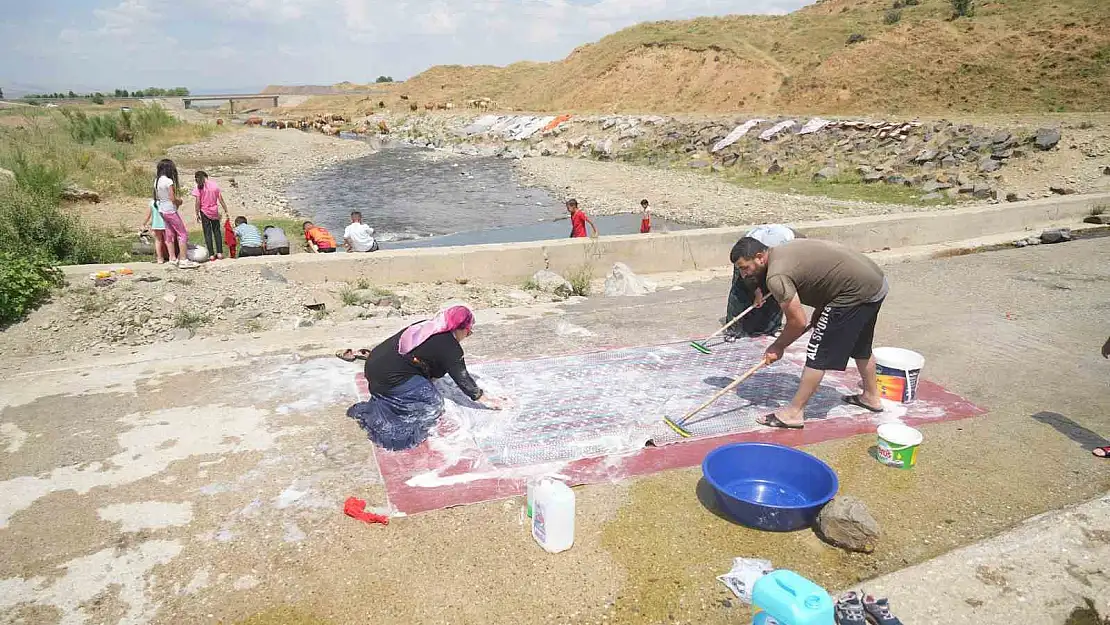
top-left (64, 193), bottom-right (1110, 283)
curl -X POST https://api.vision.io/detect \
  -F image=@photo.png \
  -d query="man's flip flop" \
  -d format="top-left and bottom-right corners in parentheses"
top-left (1093, 446), bottom-right (1110, 458)
top-left (335, 348), bottom-right (370, 362)
top-left (757, 413), bottom-right (805, 429)
top-left (843, 394), bottom-right (884, 413)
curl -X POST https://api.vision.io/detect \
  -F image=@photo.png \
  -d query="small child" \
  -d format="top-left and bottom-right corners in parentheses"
top-left (639, 199), bottom-right (651, 234)
top-left (566, 199), bottom-right (598, 239)
top-left (233, 216), bottom-right (264, 257)
top-left (141, 199), bottom-right (168, 263)
top-left (302, 221), bottom-right (337, 253)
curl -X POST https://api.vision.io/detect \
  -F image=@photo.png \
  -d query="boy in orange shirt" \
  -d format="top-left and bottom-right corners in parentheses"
top-left (302, 221), bottom-right (337, 253)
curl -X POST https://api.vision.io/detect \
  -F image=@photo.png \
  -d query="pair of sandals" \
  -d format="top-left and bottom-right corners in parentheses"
top-left (757, 394), bottom-right (883, 430)
top-left (1094, 446), bottom-right (1110, 459)
top-left (335, 348), bottom-right (370, 362)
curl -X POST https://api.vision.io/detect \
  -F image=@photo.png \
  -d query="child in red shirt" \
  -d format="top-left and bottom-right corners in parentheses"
top-left (639, 198), bottom-right (651, 234)
top-left (566, 198), bottom-right (598, 238)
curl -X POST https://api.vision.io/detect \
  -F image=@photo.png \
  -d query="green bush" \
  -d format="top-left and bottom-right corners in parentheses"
top-left (0, 251), bottom-right (64, 325)
top-left (8, 150), bottom-right (66, 200)
top-left (0, 184), bottom-right (123, 264)
top-left (566, 265), bottom-right (594, 297)
top-left (951, 0), bottom-right (973, 17)
top-left (884, 8), bottom-right (902, 23)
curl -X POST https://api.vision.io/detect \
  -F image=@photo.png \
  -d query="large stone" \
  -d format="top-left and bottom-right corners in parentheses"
top-left (815, 496), bottom-right (880, 553)
top-left (913, 149), bottom-right (938, 163)
top-left (813, 166), bottom-right (839, 181)
top-left (991, 131), bottom-right (1012, 145)
top-left (862, 172), bottom-right (884, 183)
top-left (1034, 127), bottom-right (1061, 151)
top-left (218, 296), bottom-right (236, 309)
top-left (172, 328), bottom-right (195, 341)
top-left (688, 159), bottom-right (711, 168)
top-left (1083, 214), bottom-right (1110, 224)
top-left (603, 262), bottom-right (656, 297)
top-left (1049, 186), bottom-right (1076, 195)
top-left (1040, 228), bottom-right (1072, 244)
top-left (940, 155), bottom-right (957, 168)
top-left (972, 183), bottom-right (994, 199)
top-left (921, 192), bottom-right (945, 201)
top-left (921, 180), bottom-right (951, 193)
top-left (60, 184), bottom-right (101, 203)
top-left (1005, 191), bottom-right (1021, 202)
top-left (883, 174), bottom-right (909, 186)
top-left (978, 158), bottom-right (1002, 173)
top-left (530, 270), bottom-right (573, 298)
top-left (0, 167), bottom-right (14, 184)
top-left (765, 160), bottom-right (783, 175)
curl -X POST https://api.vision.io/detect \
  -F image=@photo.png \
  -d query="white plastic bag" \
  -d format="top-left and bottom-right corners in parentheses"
top-left (717, 557), bottom-right (774, 604)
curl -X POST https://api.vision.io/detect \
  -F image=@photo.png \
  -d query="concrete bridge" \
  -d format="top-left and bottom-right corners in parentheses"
top-left (182, 94), bottom-right (280, 113)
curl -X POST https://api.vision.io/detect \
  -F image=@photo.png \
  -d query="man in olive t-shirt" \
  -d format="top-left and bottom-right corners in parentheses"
top-left (730, 237), bottom-right (889, 428)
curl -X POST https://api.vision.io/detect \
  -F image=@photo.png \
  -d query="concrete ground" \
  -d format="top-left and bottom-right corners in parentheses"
top-left (0, 239), bottom-right (1108, 625)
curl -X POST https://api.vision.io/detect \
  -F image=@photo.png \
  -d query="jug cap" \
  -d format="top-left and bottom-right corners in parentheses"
top-left (804, 595), bottom-right (823, 609)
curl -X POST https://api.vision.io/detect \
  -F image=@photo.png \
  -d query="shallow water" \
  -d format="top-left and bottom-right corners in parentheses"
top-left (287, 145), bottom-right (693, 250)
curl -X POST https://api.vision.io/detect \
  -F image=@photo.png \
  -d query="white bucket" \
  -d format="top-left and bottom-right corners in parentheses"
top-left (876, 423), bottom-right (924, 469)
top-left (873, 347), bottom-right (925, 404)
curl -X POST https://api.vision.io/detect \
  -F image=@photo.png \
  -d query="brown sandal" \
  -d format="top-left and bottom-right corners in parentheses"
top-left (336, 348), bottom-right (370, 362)
top-left (1093, 446), bottom-right (1110, 458)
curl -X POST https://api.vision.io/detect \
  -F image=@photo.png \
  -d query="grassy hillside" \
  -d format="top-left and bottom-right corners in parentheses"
top-left (390, 0), bottom-right (1110, 114)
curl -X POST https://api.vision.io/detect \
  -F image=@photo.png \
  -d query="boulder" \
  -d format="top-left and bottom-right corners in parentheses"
top-left (765, 160), bottom-right (783, 175)
top-left (940, 155), bottom-right (957, 168)
top-left (530, 270), bottom-right (573, 298)
top-left (1034, 128), bottom-right (1061, 151)
top-left (972, 183), bottom-right (994, 200)
top-left (0, 167), bottom-right (14, 184)
top-left (218, 296), bottom-right (236, 309)
top-left (60, 184), bottom-right (101, 203)
top-left (688, 159), bottom-right (711, 168)
top-left (862, 172), bottom-right (884, 183)
top-left (1083, 214), bottom-right (1110, 224)
top-left (815, 496), bottom-right (880, 553)
top-left (813, 166), bottom-right (839, 181)
top-left (978, 158), bottom-right (1002, 173)
top-left (1049, 186), bottom-right (1077, 195)
top-left (1005, 191), bottom-right (1021, 202)
top-left (1040, 228), bottom-right (1072, 244)
top-left (172, 328), bottom-right (195, 341)
top-left (958, 184), bottom-right (975, 194)
top-left (921, 180), bottom-right (951, 193)
top-left (921, 192), bottom-right (945, 201)
top-left (913, 149), bottom-right (938, 164)
top-left (991, 131), bottom-right (1012, 145)
top-left (883, 174), bottom-right (909, 186)
top-left (603, 263), bottom-right (656, 297)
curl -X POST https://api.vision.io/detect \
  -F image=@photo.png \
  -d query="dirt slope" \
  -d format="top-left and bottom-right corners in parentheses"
top-left (389, 0), bottom-right (1110, 114)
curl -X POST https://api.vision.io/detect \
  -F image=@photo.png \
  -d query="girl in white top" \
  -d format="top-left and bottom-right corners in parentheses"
top-left (153, 159), bottom-right (197, 268)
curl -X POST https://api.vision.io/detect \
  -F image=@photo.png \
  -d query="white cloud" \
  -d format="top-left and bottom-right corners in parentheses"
top-left (6, 0), bottom-right (811, 90)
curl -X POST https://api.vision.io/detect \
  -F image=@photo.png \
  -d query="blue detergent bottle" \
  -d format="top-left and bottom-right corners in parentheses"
top-left (751, 570), bottom-right (834, 625)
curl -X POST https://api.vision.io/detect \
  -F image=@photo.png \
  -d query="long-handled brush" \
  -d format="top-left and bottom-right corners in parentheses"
top-left (662, 358), bottom-right (770, 438)
top-left (690, 304), bottom-right (757, 354)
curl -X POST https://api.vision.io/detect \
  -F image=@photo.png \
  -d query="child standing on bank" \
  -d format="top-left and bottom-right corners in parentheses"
top-left (153, 159), bottom-right (197, 268)
top-left (566, 199), bottom-right (598, 239)
top-left (192, 171), bottom-right (230, 259)
top-left (639, 199), bottom-right (652, 234)
top-left (141, 199), bottom-right (168, 263)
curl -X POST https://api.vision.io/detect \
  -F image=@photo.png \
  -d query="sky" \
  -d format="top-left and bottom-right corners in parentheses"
top-left (0, 0), bottom-right (811, 94)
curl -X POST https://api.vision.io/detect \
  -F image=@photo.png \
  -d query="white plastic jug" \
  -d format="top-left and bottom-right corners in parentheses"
top-left (531, 478), bottom-right (575, 553)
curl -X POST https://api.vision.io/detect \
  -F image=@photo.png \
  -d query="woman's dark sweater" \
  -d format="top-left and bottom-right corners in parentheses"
top-left (364, 328), bottom-right (482, 400)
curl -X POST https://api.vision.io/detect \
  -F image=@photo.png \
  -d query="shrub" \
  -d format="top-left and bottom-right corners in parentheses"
top-left (846, 33), bottom-right (867, 45)
top-left (903, 0), bottom-right (919, 5)
top-left (0, 251), bottom-right (64, 325)
top-left (174, 309), bottom-right (210, 329)
top-left (0, 184), bottom-right (122, 264)
top-left (8, 150), bottom-right (66, 200)
top-left (566, 265), bottom-right (594, 297)
top-left (884, 8), bottom-right (902, 24)
top-left (951, 0), bottom-right (973, 17)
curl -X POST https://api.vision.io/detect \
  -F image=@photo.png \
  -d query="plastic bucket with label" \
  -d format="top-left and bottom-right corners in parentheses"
top-left (875, 423), bottom-right (923, 469)
top-left (873, 347), bottom-right (925, 404)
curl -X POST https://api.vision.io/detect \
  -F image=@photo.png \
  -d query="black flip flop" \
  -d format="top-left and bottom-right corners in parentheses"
top-left (1093, 446), bottom-right (1110, 458)
top-left (758, 413), bottom-right (805, 429)
top-left (843, 394), bottom-right (884, 413)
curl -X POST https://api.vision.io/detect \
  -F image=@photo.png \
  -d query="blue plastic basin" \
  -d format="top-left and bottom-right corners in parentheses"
top-left (702, 442), bottom-right (839, 532)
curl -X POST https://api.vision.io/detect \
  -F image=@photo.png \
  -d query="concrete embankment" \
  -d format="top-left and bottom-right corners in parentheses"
top-left (63, 192), bottom-right (1109, 284)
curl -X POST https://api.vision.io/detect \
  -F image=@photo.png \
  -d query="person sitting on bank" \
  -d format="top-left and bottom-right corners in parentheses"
top-left (343, 211), bottom-right (379, 252)
top-left (262, 225), bottom-right (291, 255)
top-left (723, 224), bottom-right (803, 340)
top-left (303, 221), bottom-right (337, 253)
top-left (731, 237), bottom-right (889, 429)
top-left (344, 305), bottom-right (508, 451)
top-left (233, 216), bottom-right (264, 257)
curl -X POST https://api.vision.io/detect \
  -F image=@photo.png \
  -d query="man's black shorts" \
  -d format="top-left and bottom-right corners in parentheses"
top-left (805, 299), bottom-right (884, 371)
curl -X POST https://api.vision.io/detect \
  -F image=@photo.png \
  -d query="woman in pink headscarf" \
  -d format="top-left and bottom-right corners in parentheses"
top-left (346, 305), bottom-right (506, 451)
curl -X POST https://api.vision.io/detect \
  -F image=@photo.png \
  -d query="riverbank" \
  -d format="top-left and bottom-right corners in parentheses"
top-left (76, 127), bottom-right (377, 234)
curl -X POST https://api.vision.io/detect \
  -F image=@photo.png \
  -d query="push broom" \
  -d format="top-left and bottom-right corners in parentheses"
top-left (690, 304), bottom-right (757, 354)
top-left (662, 357), bottom-right (771, 438)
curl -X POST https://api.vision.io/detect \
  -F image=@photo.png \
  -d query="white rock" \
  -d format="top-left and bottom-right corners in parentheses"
top-left (530, 270), bottom-right (573, 297)
top-left (603, 263), bottom-right (656, 297)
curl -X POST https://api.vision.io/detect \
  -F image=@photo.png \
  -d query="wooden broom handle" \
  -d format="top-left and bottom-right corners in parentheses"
top-left (677, 358), bottom-right (770, 424)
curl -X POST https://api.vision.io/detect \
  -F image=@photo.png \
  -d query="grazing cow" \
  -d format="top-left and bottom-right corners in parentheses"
top-left (378, 120), bottom-right (389, 134)
top-left (424, 102), bottom-right (434, 111)
top-left (378, 101), bottom-right (385, 108)
top-left (246, 116), bottom-right (263, 126)
top-left (216, 118), bottom-right (224, 126)
top-left (445, 102), bottom-right (454, 110)
top-left (410, 103), bottom-right (418, 111)
top-left (436, 102), bottom-right (447, 110)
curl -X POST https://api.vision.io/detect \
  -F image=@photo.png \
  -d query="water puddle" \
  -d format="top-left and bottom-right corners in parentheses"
top-left (287, 145), bottom-right (694, 250)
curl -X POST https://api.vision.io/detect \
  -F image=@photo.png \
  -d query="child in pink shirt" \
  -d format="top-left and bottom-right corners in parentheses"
top-left (191, 170), bottom-right (230, 259)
